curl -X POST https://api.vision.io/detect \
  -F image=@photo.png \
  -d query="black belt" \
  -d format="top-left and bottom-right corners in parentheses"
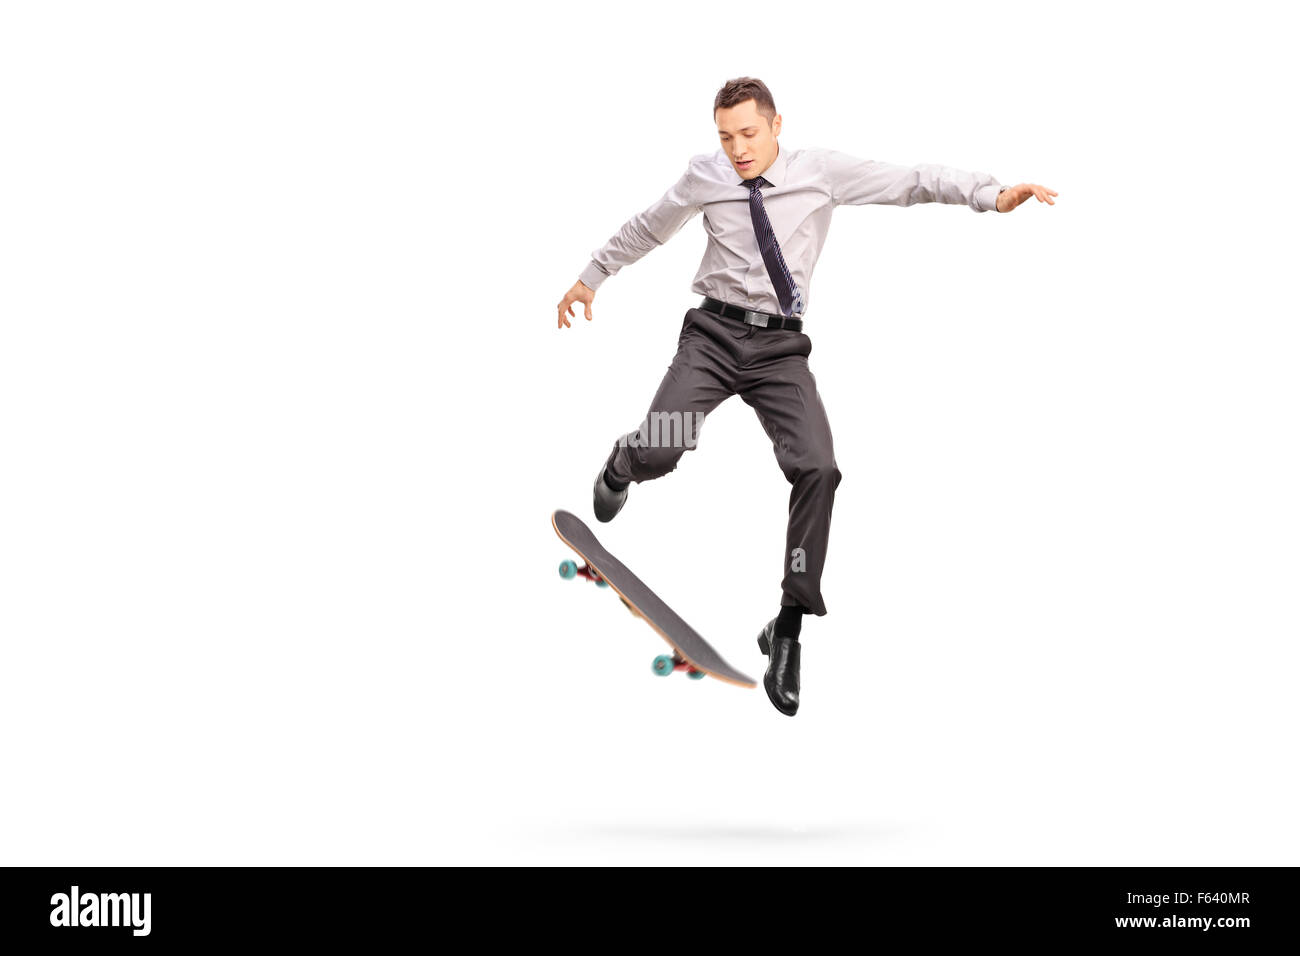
top-left (699, 297), bottom-right (802, 332)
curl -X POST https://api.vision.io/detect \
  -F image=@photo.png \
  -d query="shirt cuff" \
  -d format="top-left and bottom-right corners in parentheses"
top-left (579, 261), bottom-right (609, 291)
top-left (976, 183), bottom-right (1005, 213)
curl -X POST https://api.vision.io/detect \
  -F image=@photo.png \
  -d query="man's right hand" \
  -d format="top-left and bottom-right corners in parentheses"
top-left (557, 279), bottom-right (595, 329)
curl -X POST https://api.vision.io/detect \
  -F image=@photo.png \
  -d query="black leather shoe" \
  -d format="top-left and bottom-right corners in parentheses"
top-left (757, 618), bottom-right (800, 716)
top-left (592, 467), bottom-right (628, 523)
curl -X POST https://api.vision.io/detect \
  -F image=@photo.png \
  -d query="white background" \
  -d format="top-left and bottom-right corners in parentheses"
top-left (2, 0), bottom-right (1296, 865)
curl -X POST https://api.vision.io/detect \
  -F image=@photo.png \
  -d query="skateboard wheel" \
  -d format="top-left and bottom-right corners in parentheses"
top-left (652, 655), bottom-right (674, 677)
top-left (595, 575), bottom-right (609, 588)
top-left (687, 668), bottom-right (706, 681)
top-left (558, 560), bottom-right (577, 580)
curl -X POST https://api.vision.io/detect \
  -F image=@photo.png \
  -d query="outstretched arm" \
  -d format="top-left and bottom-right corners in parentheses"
top-left (825, 148), bottom-right (1014, 212)
top-left (558, 161), bottom-right (703, 328)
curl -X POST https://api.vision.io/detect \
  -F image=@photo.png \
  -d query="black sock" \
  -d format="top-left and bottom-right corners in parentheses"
top-left (775, 604), bottom-right (807, 640)
top-left (602, 468), bottom-right (628, 492)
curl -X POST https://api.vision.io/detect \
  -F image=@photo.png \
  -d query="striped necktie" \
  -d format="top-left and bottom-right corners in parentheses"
top-left (744, 175), bottom-right (804, 318)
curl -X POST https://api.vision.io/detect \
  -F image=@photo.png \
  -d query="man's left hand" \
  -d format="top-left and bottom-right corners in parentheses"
top-left (996, 183), bottom-right (1058, 213)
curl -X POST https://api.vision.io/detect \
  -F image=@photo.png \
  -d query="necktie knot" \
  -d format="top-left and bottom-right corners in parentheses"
top-left (744, 175), bottom-right (769, 192)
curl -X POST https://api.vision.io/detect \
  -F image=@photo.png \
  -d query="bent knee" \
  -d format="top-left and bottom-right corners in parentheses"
top-left (633, 444), bottom-right (689, 477)
top-left (792, 459), bottom-right (841, 486)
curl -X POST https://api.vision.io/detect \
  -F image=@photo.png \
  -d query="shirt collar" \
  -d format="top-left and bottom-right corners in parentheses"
top-left (737, 141), bottom-right (787, 188)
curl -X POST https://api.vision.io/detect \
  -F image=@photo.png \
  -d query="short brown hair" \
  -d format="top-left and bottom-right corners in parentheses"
top-left (713, 77), bottom-right (777, 127)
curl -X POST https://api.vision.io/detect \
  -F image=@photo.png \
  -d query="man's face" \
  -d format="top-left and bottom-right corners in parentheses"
top-left (716, 99), bottom-right (782, 180)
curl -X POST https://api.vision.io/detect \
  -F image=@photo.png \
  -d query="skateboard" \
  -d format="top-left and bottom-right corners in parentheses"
top-left (552, 509), bottom-right (755, 688)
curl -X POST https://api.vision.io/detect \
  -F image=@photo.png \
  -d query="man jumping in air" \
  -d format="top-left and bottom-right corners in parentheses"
top-left (557, 76), bottom-right (1056, 716)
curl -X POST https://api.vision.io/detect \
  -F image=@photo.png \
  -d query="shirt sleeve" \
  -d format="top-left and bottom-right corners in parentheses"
top-left (578, 160), bottom-right (703, 291)
top-left (824, 149), bottom-right (1005, 213)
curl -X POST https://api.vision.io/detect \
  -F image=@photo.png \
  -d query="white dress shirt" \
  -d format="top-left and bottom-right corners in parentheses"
top-left (578, 142), bottom-right (1006, 321)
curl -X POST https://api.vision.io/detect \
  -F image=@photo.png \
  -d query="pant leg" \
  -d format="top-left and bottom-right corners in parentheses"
top-left (737, 332), bottom-right (842, 616)
top-left (603, 310), bottom-right (735, 486)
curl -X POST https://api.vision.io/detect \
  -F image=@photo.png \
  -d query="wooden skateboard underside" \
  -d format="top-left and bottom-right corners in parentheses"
top-left (552, 509), bottom-right (756, 688)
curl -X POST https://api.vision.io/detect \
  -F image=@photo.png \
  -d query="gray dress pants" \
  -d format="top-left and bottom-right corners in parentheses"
top-left (602, 305), bottom-right (842, 616)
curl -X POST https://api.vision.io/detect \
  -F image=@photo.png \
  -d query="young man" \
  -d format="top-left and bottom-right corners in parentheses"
top-left (557, 77), bottom-right (1056, 716)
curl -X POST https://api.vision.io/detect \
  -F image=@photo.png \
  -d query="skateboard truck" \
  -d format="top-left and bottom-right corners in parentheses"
top-left (558, 559), bottom-right (608, 588)
top-left (559, 559), bottom-right (633, 613)
top-left (652, 652), bottom-right (708, 680)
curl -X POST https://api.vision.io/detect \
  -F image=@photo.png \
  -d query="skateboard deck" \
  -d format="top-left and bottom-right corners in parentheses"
top-left (552, 509), bottom-right (755, 688)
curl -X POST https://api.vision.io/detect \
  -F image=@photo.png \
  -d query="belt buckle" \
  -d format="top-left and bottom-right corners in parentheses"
top-left (746, 310), bottom-right (769, 328)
